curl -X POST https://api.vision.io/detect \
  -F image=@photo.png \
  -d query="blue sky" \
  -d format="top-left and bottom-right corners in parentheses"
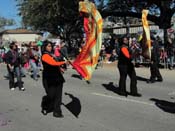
top-left (0, 0), bottom-right (21, 29)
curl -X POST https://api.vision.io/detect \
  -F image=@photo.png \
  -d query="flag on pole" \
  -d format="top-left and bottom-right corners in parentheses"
top-left (141, 9), bottom-right (151, 59)
top-left (72, 0), bottom-right (103, 81)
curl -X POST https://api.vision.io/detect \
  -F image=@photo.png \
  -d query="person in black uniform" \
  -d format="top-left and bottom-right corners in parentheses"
top-left (41, 41), bottom-right (66, 118)
top-left (147, 37), bottom-right (163, 83)
top-left (118, 36), bottom-right (141, 97)
top-left (5, 42), bottom-right (25, 91)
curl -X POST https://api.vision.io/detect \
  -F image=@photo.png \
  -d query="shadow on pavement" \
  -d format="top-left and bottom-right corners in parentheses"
top-left (63, 92), bottom-right (81, 118)
top-left (102, 82), bottom-right (120, 95)
top-left (150, 98), bottom-right (175, 113)
top-left (71, 74), bottom-right (82, 80)
top-left (136, 76), bottom-right (148, 82)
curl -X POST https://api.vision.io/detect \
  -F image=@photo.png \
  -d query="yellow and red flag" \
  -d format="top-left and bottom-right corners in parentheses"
top-left (141, 9), bottom-right (151, 59)
top-left (72, 0), bottom-right (103, 81)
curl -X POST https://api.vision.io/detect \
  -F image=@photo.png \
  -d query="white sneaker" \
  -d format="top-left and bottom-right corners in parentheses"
top-left (20, 87), bottom-right (25, 91)
top-left (10, 88), bottom-right (15, 91)
top-left (34, 78), bottom-right (38, 81)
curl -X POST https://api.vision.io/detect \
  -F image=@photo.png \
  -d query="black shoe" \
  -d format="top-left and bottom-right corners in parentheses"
top-left (156, 79), bottom-right (163, 82)
top-left (118, 91), bottom-right (128, 97)
top-left (4, 75), bottom-right (9, 79)
top-left (53, 112), bottom-right (64, 118)
top-left (146, 80), bottom-right (155, 83)
top-left (41, 110), bottom-right (47, 115)
top-left (37, 74), bottom-right (40, 78)
top-left (130, 93), bottom-right (142, 97)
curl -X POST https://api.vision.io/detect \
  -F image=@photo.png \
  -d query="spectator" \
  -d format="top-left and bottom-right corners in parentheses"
top-left (54, 40), bottom-right (62, 61)
top-left (167, 37), bottom-right (175, 70)
top-left (60, 41), bottom-right (68, 70)
top-left (5, 42), bottom-right (25, 91)
top-left (28, 42), bottom-right (40, 81)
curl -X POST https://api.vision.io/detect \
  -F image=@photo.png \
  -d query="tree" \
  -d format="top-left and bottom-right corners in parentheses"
top-left (17, 0), bottom-right (175, 47)
top-left (0, 16), bottom-right (15, 29)
top-left (16, 0), bottom-right (83, 40)
top-left (98, 0), bottom-right (175, 47)
top-left (100, 0), bottom-right (175, 29)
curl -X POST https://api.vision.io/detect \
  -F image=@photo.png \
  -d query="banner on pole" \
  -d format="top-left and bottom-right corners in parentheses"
top-left (141, 9), bottom-right (151, 59)
top-left (73, 0), bottom-right (103, 80)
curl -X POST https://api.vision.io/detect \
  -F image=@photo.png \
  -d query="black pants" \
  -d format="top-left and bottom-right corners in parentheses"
top-left (42, 78), bottom-right (63, 113)
top-left (150, 62), bottom-right (162, 81)
top-left (7, 66), bottom-right (23, 89)
top-left (118, 63), bottom-right (138, 94)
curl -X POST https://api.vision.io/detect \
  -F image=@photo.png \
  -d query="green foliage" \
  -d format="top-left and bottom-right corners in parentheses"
top-left (102, 0), bottom-right (175, 29)
top-left (17, 0), bottom-right (83, 39)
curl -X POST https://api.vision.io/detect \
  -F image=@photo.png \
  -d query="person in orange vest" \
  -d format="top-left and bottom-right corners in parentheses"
top-left (41, 41), bottom-right (66, 118)
top-left (117, 36), bottom-right (141, 97)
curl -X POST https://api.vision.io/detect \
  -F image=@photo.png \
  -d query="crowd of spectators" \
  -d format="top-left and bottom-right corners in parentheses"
top-left (0, 33), bottom-right (175, 70)
top-left (97, 34), bottom-right (175, 69)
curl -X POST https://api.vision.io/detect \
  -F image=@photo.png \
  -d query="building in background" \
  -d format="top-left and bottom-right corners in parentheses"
top-left (0, 29), bottom-right (42, 47)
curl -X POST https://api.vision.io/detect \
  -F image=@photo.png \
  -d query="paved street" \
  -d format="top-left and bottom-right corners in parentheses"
top-left (0, 63), bottom-right (175, 131)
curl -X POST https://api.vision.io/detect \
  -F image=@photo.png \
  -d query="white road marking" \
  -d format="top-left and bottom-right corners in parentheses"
top-left (92, 92), bottom-right (154, 106)
top-left (168, 91), bottom-right (175, 96)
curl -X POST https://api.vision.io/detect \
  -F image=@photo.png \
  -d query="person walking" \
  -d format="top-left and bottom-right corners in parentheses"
top-left (41, 41), bottom-right (66, 118)
top-left (5, 42), bottom-right (25, 91)
top-left (147, 37), bottom-right (163, 83)
top-left (117, 36), bottom-right (141, 97)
